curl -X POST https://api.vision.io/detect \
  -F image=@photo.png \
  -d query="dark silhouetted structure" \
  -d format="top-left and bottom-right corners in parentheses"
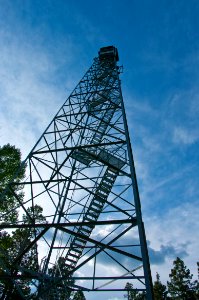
top-left (0, 46), bottom-right (153, 299)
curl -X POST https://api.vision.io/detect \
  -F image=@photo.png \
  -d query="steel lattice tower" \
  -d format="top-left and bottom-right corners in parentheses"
top-left (0, 46), bottom-right (153, 299)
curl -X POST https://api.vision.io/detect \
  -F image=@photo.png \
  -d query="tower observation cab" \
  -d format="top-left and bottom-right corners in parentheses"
top-left (99, 46), bottom-right (119, 62)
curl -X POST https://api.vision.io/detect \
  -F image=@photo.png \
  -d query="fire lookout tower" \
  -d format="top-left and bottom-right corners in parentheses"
top-left (0, 46), bottom-right (154, 299)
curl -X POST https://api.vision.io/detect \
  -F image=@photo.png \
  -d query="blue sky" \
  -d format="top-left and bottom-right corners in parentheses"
top-left (0, 0), bottom-right (199, 298)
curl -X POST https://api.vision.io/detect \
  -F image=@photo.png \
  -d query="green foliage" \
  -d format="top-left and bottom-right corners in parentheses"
top-left (23, 204), bottom-right (46, 224)
top-left (0, 144), bottom-right (28, 297)
top-left (45, 257), bottom-right (75, 299)
top-left (0, 144), bottom-right (46, 299)
top-left (0, 204), bottom-right (46, 299)
top-left (167, 257), bottom-right (197, 299)
top-left (0, 144), bottom-right (25, 189)
top-left (0, 228), bottom-right (37, 298)
top-left (73, 290), bottom-right (86, 300)
top-left (190, 261), bottom-right (199, 299)
top-left (0, 144), bottom-right (26, 223)
top-left (153, 272), bottom-right (167, 300)
top-left (124, 259), bottom-right (199, 300)
top-left (124, 282), bottom-right (146, 299)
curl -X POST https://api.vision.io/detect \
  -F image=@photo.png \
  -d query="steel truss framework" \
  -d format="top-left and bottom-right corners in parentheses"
top-left (0, 47), bottom-right (153, 299)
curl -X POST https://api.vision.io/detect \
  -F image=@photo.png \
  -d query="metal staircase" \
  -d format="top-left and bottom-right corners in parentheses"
top-left (64, 166), bottom-right (120, 272)
top-left (65, 59), bottom-right (124, 274)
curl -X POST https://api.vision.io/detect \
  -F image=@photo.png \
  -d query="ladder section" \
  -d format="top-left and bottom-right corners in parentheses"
top-left (63, 167), bottom-right (119, 272)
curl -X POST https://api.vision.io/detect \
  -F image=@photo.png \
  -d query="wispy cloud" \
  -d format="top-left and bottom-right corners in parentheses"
top-left (145, 200), bottom-right (199, 282)
top-left (0, 29), bottom-right (77, 158)
top-left (173, 126), bottom-right (199, 145)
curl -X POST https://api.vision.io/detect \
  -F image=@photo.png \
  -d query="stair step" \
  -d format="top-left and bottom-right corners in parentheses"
top-left (87, 209), bottom-right (98, 217)
top-left (86, 212), bottom-right (97, 219)
top-left (66, 257), bottom-right (78, 263)
top-left (92, 201), bottom-right (103, 209)
top-left (98, 186), bottom-right (110, 194)
top-left (103, 177), bottom-right (115, 184)
top-left (84, 216), bottom-right (95, 222)
top-left (93, 197), bottom-right (104, 205)
top-left (96, 192), bottom-right (106, 199)
top-left (106, 170), bottom-right (117, 177)
top-left (70, 244), bottom-right (83, 251)
top-left (89, 206), bottom-right (100, 214)
top-left (98, 185), bottom-right (109, 193)
top-left (101, 182), bottom-right (112, 189)
top-left (70, 247), bottom-right (82, 254)
top-left (68, 252), bottom-right (80, 259)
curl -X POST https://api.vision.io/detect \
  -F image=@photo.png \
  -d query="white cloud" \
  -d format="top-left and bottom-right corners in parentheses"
top-left (173, 126), bottom-right (199, 145)
top-left (0, 29), bottom-right (76, 158)
top-left (145, 200), bottom-right (199, 283)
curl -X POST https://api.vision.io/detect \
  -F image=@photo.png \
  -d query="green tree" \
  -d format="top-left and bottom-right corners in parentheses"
top-left (167, 257), bottom-right (196, 299)
top-left (153, 272), bottom-right (167, 300)
top-left (0, 144), bottom-right (46, 299)
top-left (124, 282), bottom-right (146, 299)
top-left (0, 205), bottom-right (46, 299)
top-left (0, 144), bottom-right (27, 298)
top-left (73, 290), bottom-right (86, 300)
top-left (0, 229), bottom-right (35, 299)
top-left (191, 262), bottom-right (199, 299)
top-left (44, 256), bottom-right (75, 300)
top-left (0, 144), bottom-right (26, 223)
